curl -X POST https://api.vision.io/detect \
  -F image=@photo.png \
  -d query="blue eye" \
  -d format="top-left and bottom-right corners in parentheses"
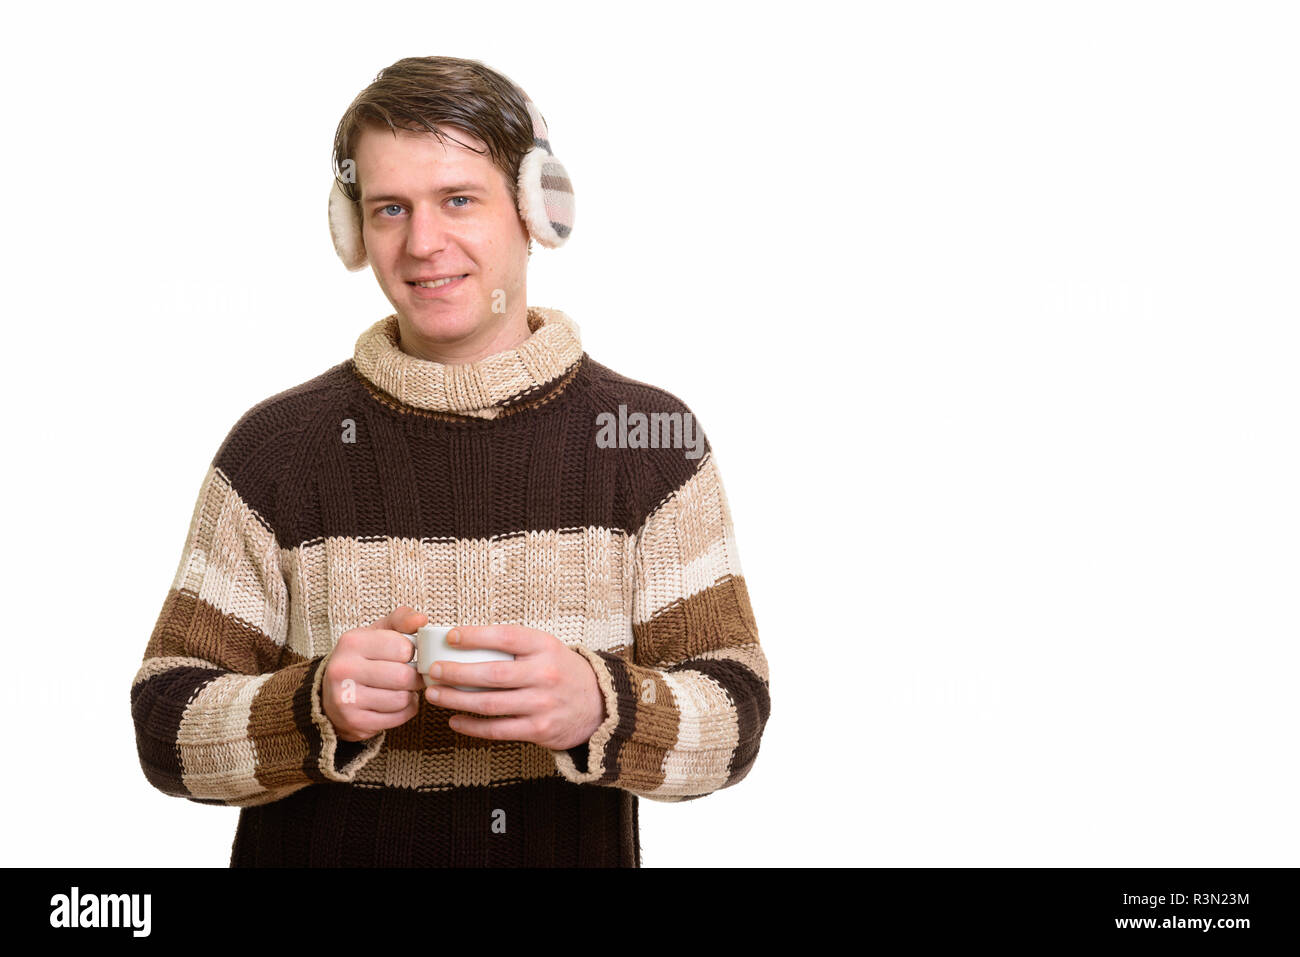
top-left (449, 196), bottom-right (471, 208)
top-left (380, 204), bottom-right (402, 217)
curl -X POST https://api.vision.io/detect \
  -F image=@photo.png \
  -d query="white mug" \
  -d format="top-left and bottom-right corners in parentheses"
top-left (404, 624), bottom-right (515, 692)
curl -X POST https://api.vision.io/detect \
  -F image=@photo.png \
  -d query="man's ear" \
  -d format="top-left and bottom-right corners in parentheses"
top-left (329, 180), bottom-right (367, 271)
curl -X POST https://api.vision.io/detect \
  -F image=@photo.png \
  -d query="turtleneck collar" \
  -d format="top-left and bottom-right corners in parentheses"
top-left (352, 306), bottom-right (583, 419)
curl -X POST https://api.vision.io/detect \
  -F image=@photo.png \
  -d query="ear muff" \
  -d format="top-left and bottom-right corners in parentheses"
top-left (516, 98), bottom-right (574, 249)
top-left (329, 178), bottom-right (367, 271)
top-left (327, 88), bottom-right (574, 270)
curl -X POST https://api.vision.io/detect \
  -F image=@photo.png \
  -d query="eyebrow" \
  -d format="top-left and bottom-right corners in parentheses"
top-left (363, 183), bottom-right (486, 204)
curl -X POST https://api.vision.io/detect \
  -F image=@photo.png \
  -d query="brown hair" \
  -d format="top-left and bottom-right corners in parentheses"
top-left (332, 56), bottom-right (539, 213)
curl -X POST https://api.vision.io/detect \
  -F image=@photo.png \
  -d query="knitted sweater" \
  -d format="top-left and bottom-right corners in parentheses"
top-left (130, 306), bottom-right (770, 867)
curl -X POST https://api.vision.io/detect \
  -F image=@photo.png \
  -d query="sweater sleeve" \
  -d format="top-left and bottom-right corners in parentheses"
top-left (130, 460), bottom-right (384, 808)
top-left (550, 447), bottom-right (771, 800)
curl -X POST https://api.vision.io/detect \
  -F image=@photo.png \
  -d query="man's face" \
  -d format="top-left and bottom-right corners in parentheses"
top-left (354, 123), bottom-right (529, 353)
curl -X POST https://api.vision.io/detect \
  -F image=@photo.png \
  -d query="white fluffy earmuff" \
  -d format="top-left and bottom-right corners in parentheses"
top-left (515, 98), bottom-right (574, 249)
top-left (329, 178), bottom-right (366, 271)
top-left (328, 89), bottom-right (573, 271)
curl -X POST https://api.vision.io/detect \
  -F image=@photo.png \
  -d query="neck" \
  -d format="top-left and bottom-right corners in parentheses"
top-left (395, 302), bottom-right (532, 365)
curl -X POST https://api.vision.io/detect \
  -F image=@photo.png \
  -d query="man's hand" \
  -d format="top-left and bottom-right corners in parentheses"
top-left (322, 606), bottom-right (427, 742)
top-left (424, 625), bottom-right (607, 750)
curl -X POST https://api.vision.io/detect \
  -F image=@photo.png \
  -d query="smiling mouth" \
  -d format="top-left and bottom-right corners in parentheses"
top-left (408, 275), bottom-right (468, 289)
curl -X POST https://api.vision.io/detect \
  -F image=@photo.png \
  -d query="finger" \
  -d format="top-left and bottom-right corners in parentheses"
top-left (346, 684), bottom-right (420, 714)
top-left (403, 664), bottom-right (430, 691)
top-left (448, 624), bottom-right (535, 655)
top-left (336, 657), bottom-right (425, 691)
top-left (369, 605), bottom-right (428, 633)
top-left (430, 657), bottom-right (528, 690)
top-left (424, 685), bottom-right (533, 717)
top-left (367, 608), bottom-right (430, 653)
top-left (362, 627), bottom-right (423, 664)
top-left (445, 714), bottom-right (534, 742)
top-left (330, 655), bottom-right (421, 691)
top-left (343, 695), bottom-right (419, 735)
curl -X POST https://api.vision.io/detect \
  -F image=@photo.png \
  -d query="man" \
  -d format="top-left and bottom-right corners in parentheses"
top-left (130, 55), bottom-right (770, 867)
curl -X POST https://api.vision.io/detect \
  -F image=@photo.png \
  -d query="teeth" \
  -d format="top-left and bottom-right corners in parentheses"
top-left (413, 275), bottom-right (465, 288)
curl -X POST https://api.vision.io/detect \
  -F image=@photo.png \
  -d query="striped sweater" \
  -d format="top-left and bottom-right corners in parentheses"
top-left (130, 306), bottom-right (771, 867)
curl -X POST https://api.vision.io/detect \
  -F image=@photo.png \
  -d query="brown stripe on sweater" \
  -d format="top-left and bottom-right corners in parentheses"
top-left (625, 791), bottom-right (641, 866)
top-left (145, 589), bottom-right (306, 673)
top-left (228, 776), bottom-right (637, 866)
top-left (604, 716), bottom-right (673, 795)
top-left (577, 780), bottom-right (612, 865)
top-left (222, 352), bottom-right (720, 548)
top-left (632, 574), bottom-right (759, 667)
top-left (611, 666), bottom-right (679, 794)
top-left (243, 657), bottom-right (323, 791)
top-left (559, 645), bottom-right (678, 795)
top-left (587, 650), bottom-right (640, 787)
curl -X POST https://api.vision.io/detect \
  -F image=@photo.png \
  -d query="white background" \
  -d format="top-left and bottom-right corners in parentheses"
top-left (1, 0), bottom-right (1296, 867)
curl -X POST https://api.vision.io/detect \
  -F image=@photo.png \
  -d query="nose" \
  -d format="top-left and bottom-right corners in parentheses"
top-left (405, 203), bottom-right (448, 259)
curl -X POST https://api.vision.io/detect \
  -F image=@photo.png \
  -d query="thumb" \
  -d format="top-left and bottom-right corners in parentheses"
top-left (371, 605), bottom-right (429, 634)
